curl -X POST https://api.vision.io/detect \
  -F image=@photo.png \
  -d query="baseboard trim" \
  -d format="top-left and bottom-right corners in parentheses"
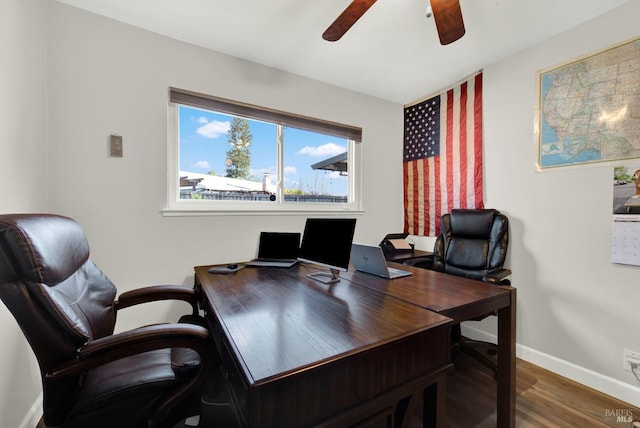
top-left (461, 325), bottom-right (640, 408)
top-left (20, 393), bottom-right (42, 428)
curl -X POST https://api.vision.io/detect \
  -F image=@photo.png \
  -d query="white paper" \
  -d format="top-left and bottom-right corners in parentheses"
top-left (611, 214), bottom-right (640, 266)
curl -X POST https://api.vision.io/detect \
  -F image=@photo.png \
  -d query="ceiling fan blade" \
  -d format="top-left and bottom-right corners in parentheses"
top-left (322, 0), bottom-right (377, 42)
top-left (430, 0), bottom-right (466, 45)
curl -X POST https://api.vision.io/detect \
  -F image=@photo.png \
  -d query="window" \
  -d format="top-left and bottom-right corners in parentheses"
top-left (165, 88), bottom-right (363, 214)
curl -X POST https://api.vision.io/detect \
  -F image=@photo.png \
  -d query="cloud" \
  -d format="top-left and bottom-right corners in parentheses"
top-left (193, 160), bottom-right (210, 169)
top-left (196, 119), bottom-right (230, 139)
top-left (284, 166), bottom-right (297, 175)
top-left (297, 142), bottom-right (345, 157)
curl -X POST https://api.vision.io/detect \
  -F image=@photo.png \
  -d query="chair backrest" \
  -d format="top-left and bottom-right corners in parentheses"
top-left (432, 209), bottom-right (509, 281)
top-left (0, 214), bottom-right (117, 424)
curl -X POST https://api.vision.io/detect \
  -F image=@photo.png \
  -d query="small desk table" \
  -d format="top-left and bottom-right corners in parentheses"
top-left (196, 264), bottom-right (453, 428)
top-left (383, 249), bottom-right (432, 264)
top-left (343, 263), bottom-right (516, 428)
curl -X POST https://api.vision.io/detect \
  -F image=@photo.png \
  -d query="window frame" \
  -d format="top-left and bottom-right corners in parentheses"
top-left (163, 88), bottom-right (364, 216)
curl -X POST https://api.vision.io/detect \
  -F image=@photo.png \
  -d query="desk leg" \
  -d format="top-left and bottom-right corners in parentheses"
top-left (422, 373), bottom-right (447, 428)
top-left (497, 287), bottom-right (516, 428)
top-left (394, 372), bottom-right (447, 428)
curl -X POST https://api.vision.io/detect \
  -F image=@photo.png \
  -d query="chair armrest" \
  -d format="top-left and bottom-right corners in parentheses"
top-left (403, 255), bottom-right (435, 270)
top-left (47, 323), bottom-right (209, 379)
top-left (115, 285), bottom-right (199, 314)
top-left (485, 268), bottom-right (512, 285)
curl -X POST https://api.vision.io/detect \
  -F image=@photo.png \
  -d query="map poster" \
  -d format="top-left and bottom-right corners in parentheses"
top-left (612, 165), bottom-right (640, 266)
top-left (537, 36), bottom-right (640, 169)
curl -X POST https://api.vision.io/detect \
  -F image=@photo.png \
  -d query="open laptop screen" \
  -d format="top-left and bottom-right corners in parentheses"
top-left (257, 232), bottom-right (300, 260)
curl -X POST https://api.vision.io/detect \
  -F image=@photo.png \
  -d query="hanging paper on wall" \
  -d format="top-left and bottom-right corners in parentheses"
top-left (611, 166), bottom-right (640, 266)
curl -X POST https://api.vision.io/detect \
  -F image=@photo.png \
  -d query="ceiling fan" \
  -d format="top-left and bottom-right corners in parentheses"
top-left (322, 0), bottom-right (465, 45)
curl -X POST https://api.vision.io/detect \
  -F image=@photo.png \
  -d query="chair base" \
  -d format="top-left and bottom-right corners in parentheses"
top-left (458, 337), bottom-right (498, 379)
top-left (171, 363), bottom-right (236, 428)
top-left (451, 324), bottom-right (498, 379)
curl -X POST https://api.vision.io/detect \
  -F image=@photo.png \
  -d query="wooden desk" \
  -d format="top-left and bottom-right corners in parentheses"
top-left (342, 263), bottom-right (516, 428)
top-left (195, 264), bottom-right (453, 428)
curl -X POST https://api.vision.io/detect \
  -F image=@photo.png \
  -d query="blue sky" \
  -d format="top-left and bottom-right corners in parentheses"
top-left (178, 106), bottom-right (349, 195)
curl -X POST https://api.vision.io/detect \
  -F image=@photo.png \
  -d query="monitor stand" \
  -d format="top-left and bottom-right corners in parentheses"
top-left (307, 268), bottom-right (341, 284)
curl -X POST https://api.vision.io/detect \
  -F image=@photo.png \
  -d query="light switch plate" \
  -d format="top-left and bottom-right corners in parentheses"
top-left (109, 134), bottom-right (123, 157)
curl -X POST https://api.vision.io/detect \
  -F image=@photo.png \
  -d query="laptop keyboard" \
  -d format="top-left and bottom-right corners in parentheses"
top-left (246, 259), bottom-right (297, 267)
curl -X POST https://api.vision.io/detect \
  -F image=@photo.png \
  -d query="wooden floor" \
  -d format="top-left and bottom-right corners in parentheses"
top-left (447, 345), bottom-right (640, 427)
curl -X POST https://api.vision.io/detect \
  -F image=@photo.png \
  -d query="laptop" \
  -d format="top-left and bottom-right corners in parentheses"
top-left (350, 243), bottom-right (413, 279)
top-left (246, 232), bottom-right (300, 268)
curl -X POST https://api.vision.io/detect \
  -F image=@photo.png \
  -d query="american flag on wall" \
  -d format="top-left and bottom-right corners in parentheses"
top-left (403, 72), bottom-right (484, 236)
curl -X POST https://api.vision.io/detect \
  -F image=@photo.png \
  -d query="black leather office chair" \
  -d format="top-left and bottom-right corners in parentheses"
top-left (0, 214), bottom-right (212, 428)
top-left (404, 208), bottom-right (511, 375)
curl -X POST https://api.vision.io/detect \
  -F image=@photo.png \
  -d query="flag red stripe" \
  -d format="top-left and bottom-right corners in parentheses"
top-left (445, 89), bottom-right (454, 215)
top-left (424, 159), bottom-right (432, 235)
top-left (433, 152), bottom-right (441, 236)
top-left (403, 161), bottom-right (409, 232)
top-left (459, 81), bottom-right (468, 209)
top-left (473, 73), bottom-right (484, 208)
top-left (412, 160), bottom-right (420, 234)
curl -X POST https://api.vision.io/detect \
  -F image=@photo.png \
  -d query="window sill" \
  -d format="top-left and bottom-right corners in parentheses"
top-left (161, 205), bottom-right (365, 217)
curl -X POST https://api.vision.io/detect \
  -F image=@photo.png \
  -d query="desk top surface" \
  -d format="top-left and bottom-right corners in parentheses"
top-left (342, 262), bottom-right (513, 322)
top-left (196, 263), bottom-right (451, 387)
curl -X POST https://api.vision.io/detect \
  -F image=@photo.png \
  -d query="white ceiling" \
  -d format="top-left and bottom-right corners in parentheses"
top-left (55, 0), bottom-right (629, 104)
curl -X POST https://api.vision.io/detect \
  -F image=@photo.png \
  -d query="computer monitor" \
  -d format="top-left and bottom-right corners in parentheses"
top-left (298, 218), bottom-right (357, 284)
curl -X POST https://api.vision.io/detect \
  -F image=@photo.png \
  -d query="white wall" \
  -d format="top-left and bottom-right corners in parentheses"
top-left (45, 2), bottom-right (404, 329)
top-left (0, 0), bottom-right (48, 426)
top-left (481, 0), bottom-right (640, 406)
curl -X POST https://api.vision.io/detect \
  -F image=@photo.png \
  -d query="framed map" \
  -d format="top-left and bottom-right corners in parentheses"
top-left (537, 36), bottom-right (640, 169)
